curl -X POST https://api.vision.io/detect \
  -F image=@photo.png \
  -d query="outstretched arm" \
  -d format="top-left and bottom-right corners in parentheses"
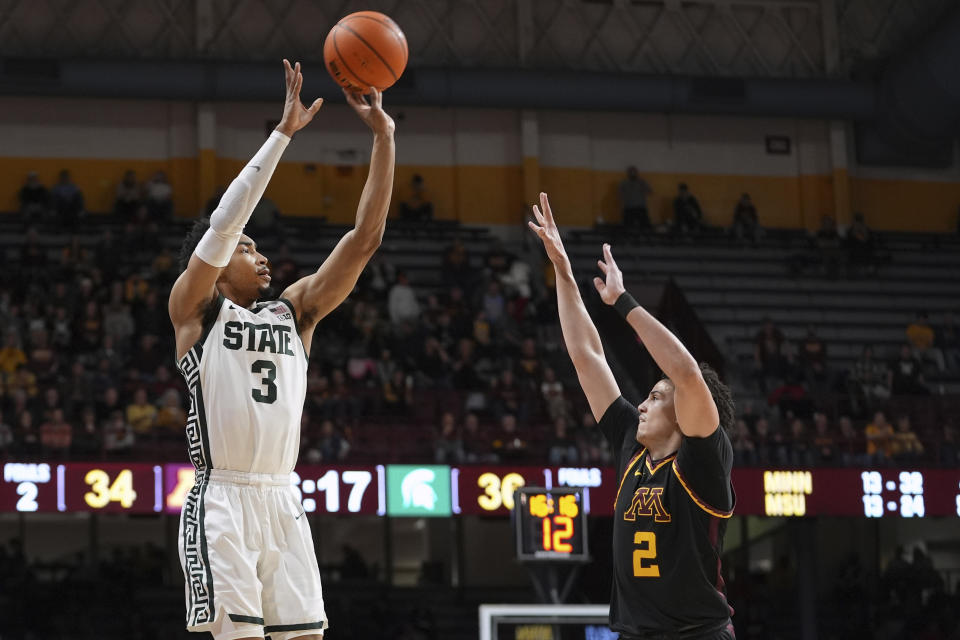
top-left (169, 60), bottom-right (322, 355)
top-left (282, 87), bottom-right (395, 347)
top-left (594, 244), bottom-right (719, 437)
top-left (528, 192), bottom-right (620, 421)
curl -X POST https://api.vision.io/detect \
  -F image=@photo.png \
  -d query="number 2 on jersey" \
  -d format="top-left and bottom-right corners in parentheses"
top-left (633, 531), bottom-right (660, 577)
top-left (251, 360), bottom-right (278, 403)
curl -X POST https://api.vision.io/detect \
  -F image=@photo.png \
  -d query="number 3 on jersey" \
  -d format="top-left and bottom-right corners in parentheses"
top-left (633, 531), bottom-right (660, 577)
top-left (251, 360), bottom-right (278, 403)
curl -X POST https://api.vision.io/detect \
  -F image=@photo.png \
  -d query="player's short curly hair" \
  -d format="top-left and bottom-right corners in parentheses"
top-left (662, 362), bottom-right (735, 434)
top-left (178, 217), bottom-right (211, 272)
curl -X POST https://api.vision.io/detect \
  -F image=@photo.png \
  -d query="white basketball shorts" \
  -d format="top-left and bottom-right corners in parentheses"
top-left (179, 469), bottom-right (327, 640)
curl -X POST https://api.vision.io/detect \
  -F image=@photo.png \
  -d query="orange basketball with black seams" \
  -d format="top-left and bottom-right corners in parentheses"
top-left (324, 11), bottom-right (408, 94)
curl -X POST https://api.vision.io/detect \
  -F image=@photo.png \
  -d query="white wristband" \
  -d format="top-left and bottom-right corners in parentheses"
top-left (195, 227), bottom-right (240, 268)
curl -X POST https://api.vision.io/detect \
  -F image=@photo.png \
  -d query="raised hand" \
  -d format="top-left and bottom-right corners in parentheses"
top-left (527, 192), bottom-right (569, 266)
top-left (344, 87), bottom-right (395, 136)
top-left (276, 59), bottom-right (324, 137)
top-left (593, 243), bottom-right (626, 305)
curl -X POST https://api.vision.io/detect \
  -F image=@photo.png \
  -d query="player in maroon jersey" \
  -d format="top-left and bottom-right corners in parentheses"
top-left (528, 192), bottom-right (736, 639)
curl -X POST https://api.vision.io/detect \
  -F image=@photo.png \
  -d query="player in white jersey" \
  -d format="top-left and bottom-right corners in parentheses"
top-left (167, 60), bottom-right (394, 640)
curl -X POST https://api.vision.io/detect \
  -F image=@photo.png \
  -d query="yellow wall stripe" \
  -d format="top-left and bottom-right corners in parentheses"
top-left (2, 155), bottom-right (958, 231)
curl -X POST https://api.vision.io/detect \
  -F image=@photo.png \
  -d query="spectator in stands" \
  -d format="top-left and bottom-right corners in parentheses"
top-left (845, 212), bottom-right (875, 275)
top-left (753, 417), bottom-right (772, 464)
top-left (767, 420), bottom-right (790, 465)
top-left (75, 299), bottom-right (103, 355)
top-left (730, 193), bottom-right (762, 245)
top-left (317, 419), bottom-right (350, 462)
top-left (49, 306), bottom-right (73, 353)
top-left (492, 413), bottom-right (527, 462)
top-left (906, 311), bottom-right (946, 373)
top-left (398, 173), bottom-right (433, 222)
top-left (937, 310), bottom-right (960, 371)
top-left (731, 418), bottom-right (756, 466)
top-left (380, 368), bottom-right (414, 416)
top-left (103, 410), bottom-right (134, 456)
top-left (114, 169), bottom-right (142, 218)
top-left (865, 411), bottom-right (894, 466)
top-left (754, 317), bottom-right (788, 390)
top-left (126, 388), bottom-right (157, 436)
top-left (6, 365), bottom-right (38, 402)
top-left (0, 411), bottom-right (12, 458)
top-left (39, 387), bottom-right (62, 424)
top-left (388, 271), bottom-right (420, 325)
top-left (441, 237), bottom-right (476, 293)
top-left (26, 329), bottom-right (58, 383)
top-left (40, 408), bottom-right (72, 458)
top-left (789, 418), bottom-right (813, 466)
top-left (72, 406), bottom-right (102, 458)
top-left (484, 240), bottom-right (513, 282)
top-left (15, 410), bottom-right (40, 457)
top-left (849, 345), bottom-right (891, 415)
top-left (481, 280), bottom-right (506, 326)
top-left (433, 411), bottom-right (464, 464)
top-left (837, 415), bottom-right (860, 466)
top-left (517, 337), bottom-right (542, 388)
top-left (546, 416), bottom-right (578, 465)
top-left (330, 369), bottom-right (361, 425)
top-left (618, 166), bottom-right (653, 229)
top-left (672, 182), bottom-right (703, 235)
top-left (939, 421), bottom-right (959, 467)
top-left (0, 333), bottom-right (27, 375)
top-left (461, 412), bottom-right (494, 463)
top-left (418, 337), bottom-right (451, 388)
top-left (49, 169), bottom-right (84, 228)
top-left (889, 343), bottom-right (929, 396)
top-left (102, 283), bottom-right (136, 351)
top-left (18, 172), bottom-right (48, 221)
top-left (576, 412), bottom-right (611, 464)
top-left (891, 415), bottom-right (924, 462)
top-left (814, 214), bottom-right (844, 278)
top-left (491, 369), bottom-right (525, 422)
top-left (768, 372), bottom-right (813, 419)
top-left (131, 334), bottom-right (164, 377)
top-left (97, 386), bottom-right (124, 423)
top-left (539, 366), bottom-right (566, 422)
top-left (154, 389), bottom-right (186, 437)
top-left (144, 170), bottom-right (173, 222)
top-left (799, 325), bottom-right (828, 393)
top-left (812, 412), bottom-right (836, 466)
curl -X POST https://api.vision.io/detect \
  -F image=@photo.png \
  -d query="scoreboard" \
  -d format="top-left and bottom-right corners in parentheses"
top-left (3, 461), bottom-right (959, 518)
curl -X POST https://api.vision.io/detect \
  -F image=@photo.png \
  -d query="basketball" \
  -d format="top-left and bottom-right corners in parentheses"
top-left (324, 11), bottom-right (408, 94)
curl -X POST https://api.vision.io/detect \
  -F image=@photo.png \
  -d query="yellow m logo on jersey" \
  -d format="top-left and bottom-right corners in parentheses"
top-left (622, 487), bottom-right (672, 523)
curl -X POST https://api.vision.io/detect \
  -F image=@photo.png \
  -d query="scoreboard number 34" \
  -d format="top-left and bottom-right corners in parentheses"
top-left (84, 469), bottom-right (137, 509)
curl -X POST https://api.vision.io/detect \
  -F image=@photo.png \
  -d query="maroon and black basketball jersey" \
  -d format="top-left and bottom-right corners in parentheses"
top-left (599, 396), bottom-right (736, 638)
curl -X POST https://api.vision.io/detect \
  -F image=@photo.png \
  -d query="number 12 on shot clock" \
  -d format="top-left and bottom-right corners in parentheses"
top-left (513, 487), bottom-right (589, 562)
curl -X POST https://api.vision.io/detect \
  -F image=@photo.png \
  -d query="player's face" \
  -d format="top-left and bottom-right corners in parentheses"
top-left (635, 379), bottom-right (680, 445)
top-left (225, 234), bottom-right (271, 299)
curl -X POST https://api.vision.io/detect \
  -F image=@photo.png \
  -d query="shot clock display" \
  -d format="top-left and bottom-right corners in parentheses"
top-left (514, 487), bottom-right (588, 562)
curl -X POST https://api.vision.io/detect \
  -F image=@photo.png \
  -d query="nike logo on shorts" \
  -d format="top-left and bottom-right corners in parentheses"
top-left (295, 510), bottom-right (306, 519)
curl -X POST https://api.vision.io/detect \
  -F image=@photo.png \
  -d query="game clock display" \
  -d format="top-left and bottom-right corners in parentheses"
top-left (514, 487), bottom-right (589, 562)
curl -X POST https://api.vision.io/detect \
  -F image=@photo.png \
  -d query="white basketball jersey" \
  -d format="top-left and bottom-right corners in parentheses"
top-left (176, 296), bottom-right (308, 474)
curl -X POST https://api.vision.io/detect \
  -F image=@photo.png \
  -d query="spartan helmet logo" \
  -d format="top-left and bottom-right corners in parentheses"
top-left (400, 468), bottom-right (438, 510)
